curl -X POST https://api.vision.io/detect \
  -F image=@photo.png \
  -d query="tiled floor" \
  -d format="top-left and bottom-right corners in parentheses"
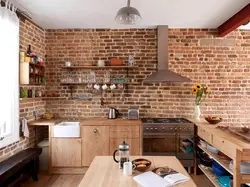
top-left (21, 173), bottom-right (213, 187)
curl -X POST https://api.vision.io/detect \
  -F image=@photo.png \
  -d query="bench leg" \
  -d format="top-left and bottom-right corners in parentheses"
top-left (31, 159), bottom-right (39, 181)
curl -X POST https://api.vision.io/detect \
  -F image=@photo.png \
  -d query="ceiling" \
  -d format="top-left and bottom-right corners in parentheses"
top-left (16, 0), bottom-right (250, 29)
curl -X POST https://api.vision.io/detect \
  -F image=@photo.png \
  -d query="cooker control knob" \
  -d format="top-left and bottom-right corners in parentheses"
top-left (179, 127), bottom-right (181, 130)
top-left (174, 127), bottom-right (177, 130)
top-left (146, 128), bottom-right (149, 130)
top-left (170, 127), bottom-right (173, 130)
top-left (188, 128), bottom-right (191, 130)
top-left (155, 128), bottom-right (158, 130)
top-left (151, 128), bottom-right (153, 130)
top-left (162, 127), bottom-right (165, 130)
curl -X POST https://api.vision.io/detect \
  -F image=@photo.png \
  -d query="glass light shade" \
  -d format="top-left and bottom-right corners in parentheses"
top-left (115, 6), bottom-right (141, 25)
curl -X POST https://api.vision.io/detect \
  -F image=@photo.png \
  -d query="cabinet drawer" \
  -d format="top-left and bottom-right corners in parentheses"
top-left (197, 127), bottom-right (213, 144)
top-left (212, 136), bottom-right (236, 158)
top-left (110, 126), bottom-right (140, 139)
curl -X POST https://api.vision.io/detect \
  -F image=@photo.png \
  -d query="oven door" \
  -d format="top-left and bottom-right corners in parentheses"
top-left (142, 133), bottom-right (176, 156)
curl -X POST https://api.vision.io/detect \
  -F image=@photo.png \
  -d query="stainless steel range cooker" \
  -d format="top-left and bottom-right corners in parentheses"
top-left (141, 118), bottom-right (194, 168)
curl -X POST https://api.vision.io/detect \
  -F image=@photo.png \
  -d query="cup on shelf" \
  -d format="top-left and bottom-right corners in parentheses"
top-left (86, 83), bottom-right (93, 89)
top-left (94, 84), bottom-right (100, 90)
top-left (117, 84), bottom-right (124, 89)
top-left (97, 60), bottom-right (105, 67)
top-left (65, 61), bottom-right (72, 66)
top-left (110, 84), bottom-right (116, 90)
top-left (102, 84), bottom-right (108, 90)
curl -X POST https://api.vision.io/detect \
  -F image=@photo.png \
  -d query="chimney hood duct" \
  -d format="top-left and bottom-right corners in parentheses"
top-left (143, 26), bottom-right (191, 83)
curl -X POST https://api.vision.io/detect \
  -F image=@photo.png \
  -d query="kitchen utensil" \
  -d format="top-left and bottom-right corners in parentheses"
top-left (94, 84), bottom-right (100, 90)
top-left (65, 61), bottom-right (72, 66)
top-left (218, 176), bottom-right (232, 187)
top-left (128, 55), bottom-right (134, 66)
top-left (212, 160), bottom-right (228, 176)
top-left (123, 162), bottom-right (136, 176)
top-left (110, 58), bottom-right (124, 66)
top-left (110, 84), bottom-right (116, 90)
top-left (199, 152), bottom-right (213, 167)
top-left (205, 117), bottom-right (222, 124)
top-left (199, 140), bottom-right (207, 148)
top-left (218, 151), bottom-right (231, 161)
top-left (128, 107), bottom-right (139, 120)
top-left (108, 107), bottom-right (120, 119)
top-left (97, 60), bottom-right (105, 67)
top-left (132, 158), bottom-right (152, 172)
top-left (113, 141), bottom-right (130, 169)
top-left (102, 84), bottom-right (108, 90)
top-left (207, 144), bottom-right (219, 153)
top-left (182, 139), bottom-right (193, 147)
top-left (242, 127), bottom-right (249, 133)
top-left (43, 113), bottom-right (53, 120)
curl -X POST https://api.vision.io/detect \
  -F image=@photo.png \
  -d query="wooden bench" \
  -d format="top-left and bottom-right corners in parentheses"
top-left (0, 148), bottom-right (42, 187)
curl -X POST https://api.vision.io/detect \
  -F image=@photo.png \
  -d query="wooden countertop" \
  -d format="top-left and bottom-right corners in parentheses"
top-left (28, 118), bottom-right (141, 126)
top-left (78, 156), bottom-right (197, 187)
top-left (190, 118), bottom-right (250, 151)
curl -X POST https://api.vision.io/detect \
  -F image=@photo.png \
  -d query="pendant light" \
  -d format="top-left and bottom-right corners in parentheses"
top-left (115, 0), bottom-right (142, 25)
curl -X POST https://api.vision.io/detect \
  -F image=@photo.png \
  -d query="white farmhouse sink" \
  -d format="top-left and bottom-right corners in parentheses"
top-left (53, 122), bottom-right (80, 138)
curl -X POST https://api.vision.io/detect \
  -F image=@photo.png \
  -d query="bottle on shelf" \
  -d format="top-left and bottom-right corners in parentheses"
top-left (26, 45), bottom-right (32, 57)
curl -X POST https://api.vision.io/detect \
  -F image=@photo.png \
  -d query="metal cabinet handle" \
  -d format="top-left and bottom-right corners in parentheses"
top-left (93, 128), bottom-right (98, 133)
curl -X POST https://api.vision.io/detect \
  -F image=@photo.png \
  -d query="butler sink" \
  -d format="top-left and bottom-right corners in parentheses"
top-left (53, 122), bottom-right (80, 138)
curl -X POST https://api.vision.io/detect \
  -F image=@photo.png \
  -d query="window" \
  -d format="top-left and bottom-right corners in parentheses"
top-left (0, 2), bottom-right (20, 148)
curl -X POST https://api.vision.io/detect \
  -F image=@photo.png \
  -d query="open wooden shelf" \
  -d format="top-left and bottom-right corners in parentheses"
top-left (198, 144), bottom-right (233, 175)
top-left (19, 84), bottom-right (45, 86)
top-left (60, 82), bottom-right (140, 85)
top-left (19, 97), bottom-right (43, 101)
top-left (198, 164), bottom-right (220, 187)
top-left (60, 66), bottom-right (137, 70)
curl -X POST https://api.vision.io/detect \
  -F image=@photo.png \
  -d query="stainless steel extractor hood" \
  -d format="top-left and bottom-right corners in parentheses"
top-left (143, 26), bottom-right (191, 83)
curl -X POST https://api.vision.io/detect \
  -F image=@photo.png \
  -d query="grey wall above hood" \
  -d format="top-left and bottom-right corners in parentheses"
top-left (143, 26), bottom-right (191, 83)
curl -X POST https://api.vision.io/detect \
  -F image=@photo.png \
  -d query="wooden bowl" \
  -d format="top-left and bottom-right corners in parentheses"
top-left (205, 117), bottom-right (222, 125)
top-left (242, 127), bottom-right (249, 133)
top-left (132, 158), bottom-right (151, 172)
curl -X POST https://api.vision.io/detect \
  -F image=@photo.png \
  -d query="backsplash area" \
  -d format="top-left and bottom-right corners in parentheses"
top-left (45, 28), bottom-right (250, 125)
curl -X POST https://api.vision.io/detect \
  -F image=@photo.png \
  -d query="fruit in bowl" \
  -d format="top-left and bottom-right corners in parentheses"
top-left (205, 116), bottom-right (222, 124)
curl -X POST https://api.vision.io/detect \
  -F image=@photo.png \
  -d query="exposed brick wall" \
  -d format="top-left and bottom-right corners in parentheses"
top-left (0, 19), bottom-right (46, 162)
top-left (45, 28), bottom-right (250, 126)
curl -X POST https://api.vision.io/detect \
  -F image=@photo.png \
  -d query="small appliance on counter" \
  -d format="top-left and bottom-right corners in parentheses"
top-left (113, 141), bottom-right (130, 169)
top-left (108, 107), bottom-right (120, 119)
top-left (128, 107), bottom-right (139, 120)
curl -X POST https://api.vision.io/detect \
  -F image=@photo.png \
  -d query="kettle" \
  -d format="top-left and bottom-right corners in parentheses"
top-left (113, 141), bottom-right (130, 169)
top-left (108, 107), bottom-right (120, 119)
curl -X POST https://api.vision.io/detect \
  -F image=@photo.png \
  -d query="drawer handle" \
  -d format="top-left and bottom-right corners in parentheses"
top-left (93, 128), bottom-right (98, 134)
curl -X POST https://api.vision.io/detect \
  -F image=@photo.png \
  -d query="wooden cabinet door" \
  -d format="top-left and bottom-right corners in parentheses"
top-left (110, 138), bottom-right (140, 156)
top-left (81, 126), bottom-right (109, 166)
top-left (51, 138), bottom-right (81, 167)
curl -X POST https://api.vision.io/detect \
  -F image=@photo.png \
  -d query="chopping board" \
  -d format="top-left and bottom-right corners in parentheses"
top-left (228, 127), bottom-right (250, 142)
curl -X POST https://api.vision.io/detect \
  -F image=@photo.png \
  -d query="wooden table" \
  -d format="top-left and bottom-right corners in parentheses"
top-left (78, 156), bottom-right (197, 187)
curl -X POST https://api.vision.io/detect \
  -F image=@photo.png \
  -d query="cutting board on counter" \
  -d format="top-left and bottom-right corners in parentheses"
top-left (228, 127), bottom-right (250, 142)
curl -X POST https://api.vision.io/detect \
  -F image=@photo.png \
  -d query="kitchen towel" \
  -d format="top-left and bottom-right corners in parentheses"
top-left (22, 119), bottom-right (29, 137)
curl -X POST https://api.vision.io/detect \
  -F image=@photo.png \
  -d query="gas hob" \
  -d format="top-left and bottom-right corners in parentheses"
top-left (141, 118), bottom-right (193, 124)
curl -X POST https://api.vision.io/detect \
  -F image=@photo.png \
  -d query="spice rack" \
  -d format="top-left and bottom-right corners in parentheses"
top-left (29, 63), bottom-right (45, 85)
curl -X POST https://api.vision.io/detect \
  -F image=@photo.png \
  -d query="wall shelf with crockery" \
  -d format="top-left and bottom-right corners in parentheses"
top-left (60, 66), bottom-right (137, 70)
top-left (60, 82), bottom-right (140, 86)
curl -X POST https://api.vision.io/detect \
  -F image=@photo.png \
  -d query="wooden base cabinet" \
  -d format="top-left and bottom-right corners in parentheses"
top-left (51, 138), bottom-right (82, 167)
top-left (81, 126), bottom-right (110, 166)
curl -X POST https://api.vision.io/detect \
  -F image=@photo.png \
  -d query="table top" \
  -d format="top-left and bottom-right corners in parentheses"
top-left (78, 156), bottom-right (197, 187)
